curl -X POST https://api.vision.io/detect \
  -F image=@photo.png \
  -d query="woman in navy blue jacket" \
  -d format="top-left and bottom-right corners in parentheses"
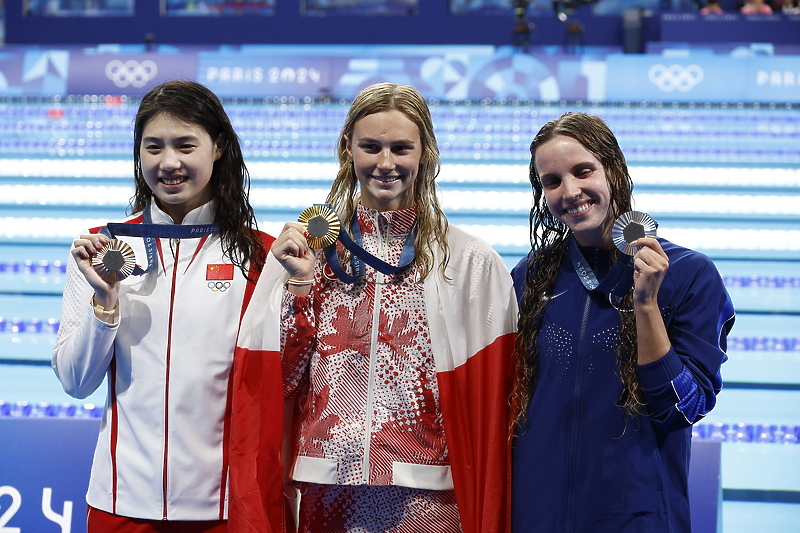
top-left (511, 112), bottom-right (735, 532)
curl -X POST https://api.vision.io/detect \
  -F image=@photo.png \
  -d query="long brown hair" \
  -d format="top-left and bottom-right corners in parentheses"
top-left (131, 80), bottom-right (265, 275)
top-left (513, 112), bottom-right (645, 424)
top-left (327, 82), bottom-right (449, 280)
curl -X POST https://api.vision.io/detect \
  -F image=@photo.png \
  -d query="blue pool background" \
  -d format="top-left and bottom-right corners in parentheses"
top-left (1, 43), bottom-right (799, 532)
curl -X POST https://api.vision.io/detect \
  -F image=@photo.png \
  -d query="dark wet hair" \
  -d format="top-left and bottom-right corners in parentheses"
top-left (131, 80), bottom-right (265, 274)
top-left (513, 112), bottom-right (644, 425)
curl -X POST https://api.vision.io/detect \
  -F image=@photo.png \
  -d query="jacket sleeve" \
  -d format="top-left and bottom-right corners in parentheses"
top-left (51, 248), bottom-right (118, 399)
top-left (637, 248), bottom-right (735, 432)
top-left (281, 290), bottom-right (316, 398)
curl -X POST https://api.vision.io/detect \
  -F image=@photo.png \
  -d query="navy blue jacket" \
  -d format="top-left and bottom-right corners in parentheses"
top-left (511, 238), bottom-right (734, 533)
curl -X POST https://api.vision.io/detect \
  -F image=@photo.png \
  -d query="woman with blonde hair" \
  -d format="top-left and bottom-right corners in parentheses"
top-left (269, 82), bottom-right (517, 533)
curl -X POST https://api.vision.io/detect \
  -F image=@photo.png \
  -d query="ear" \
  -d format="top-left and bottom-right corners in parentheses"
top-left (214, 134), bottom-right (226, 162)
top-left (344, 134), bottom-right (353, 160)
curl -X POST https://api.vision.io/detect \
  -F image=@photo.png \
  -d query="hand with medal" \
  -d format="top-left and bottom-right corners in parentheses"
top-left (612, 211), bottom-right (672, 364)
top-left (70, 232), bottom-right (121, 322)
top-left (630, 237), bottom-right (669, 306)
top-left (629, 236), bottom-right (672, 365)
top-left (271, 221), bottom-right (317, 296)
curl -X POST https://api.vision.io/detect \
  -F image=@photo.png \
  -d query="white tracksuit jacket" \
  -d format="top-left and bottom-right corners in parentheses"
top-left (52, 201), bottom-right (261, 521)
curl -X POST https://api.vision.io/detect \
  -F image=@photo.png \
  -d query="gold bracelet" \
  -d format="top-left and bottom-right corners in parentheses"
top-left (92, 300), bottom-right (119, 317)
top-left (286, 278), bottom-right (314, 286)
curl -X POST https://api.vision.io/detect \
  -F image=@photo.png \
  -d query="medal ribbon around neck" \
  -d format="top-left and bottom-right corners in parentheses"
top-left (566, 210), bottom-right (658, 299)
top-left (567, 235), bottom-right (635, 299)
top-left (298, 204), bottom-right (416, 284)
top-left (99, 203), bottom-right (221, 277)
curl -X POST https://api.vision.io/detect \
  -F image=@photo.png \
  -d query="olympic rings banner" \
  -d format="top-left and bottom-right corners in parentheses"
top-left (605, 54), bottom-right (744, 102)
top-left (606, 53), bottom-right (800, 103)
top-left (0, 43), bottom-right (798, 103)
top-left (67, 49), bottom-right (200, 95)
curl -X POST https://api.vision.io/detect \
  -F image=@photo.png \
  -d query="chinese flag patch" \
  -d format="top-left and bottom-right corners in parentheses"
top-left (206, 264), bottom-right (234, 280)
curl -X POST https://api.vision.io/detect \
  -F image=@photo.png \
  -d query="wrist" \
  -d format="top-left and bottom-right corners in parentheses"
top-left (285, 280), bottom-right (312, 297)
top-left (93, 290), bottom-right (117, 309)
top-left (92, 295), bottom-right (119, 324)
top-left (633, 299), bottom-right (661, 315)
top-left (286, 277), bottom-right (314, 286)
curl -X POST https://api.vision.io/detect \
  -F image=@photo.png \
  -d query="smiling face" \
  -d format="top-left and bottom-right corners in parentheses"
top-left (535, 135), bottom-right (613, 248)
top-left (139, 113), bottom-right (222, 224)
top-left (345, 109), bottom-right (422, 212)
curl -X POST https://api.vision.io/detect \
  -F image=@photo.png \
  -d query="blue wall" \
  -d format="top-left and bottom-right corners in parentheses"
top-left (7, 1), bottom-right (800, 51)
top-left (5, 0), bottom-right (633, 47)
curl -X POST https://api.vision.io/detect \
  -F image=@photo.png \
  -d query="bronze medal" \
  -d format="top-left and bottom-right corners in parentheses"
top-left (92, 239), bottom-right (137, 283)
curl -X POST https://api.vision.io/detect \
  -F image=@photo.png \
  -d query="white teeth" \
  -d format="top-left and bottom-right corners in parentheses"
top-left (162, 177), bottom-right (184, 185)
top-left (566, 203), bottom-right (590, 215)
top-left (374, 175), bottom-right (399, 183)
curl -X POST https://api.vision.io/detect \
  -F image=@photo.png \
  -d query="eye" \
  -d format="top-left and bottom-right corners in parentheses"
top-left (392, 145), bottom-right (414, 154)
top-left (541, 176), bottom-right (560, 189)
top-left (576, 164), bottom-right (597, 178)
top-left (358, 142), bottom-right (380, 152)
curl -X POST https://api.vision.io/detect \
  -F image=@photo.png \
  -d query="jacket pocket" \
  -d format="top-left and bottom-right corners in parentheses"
top-left (292, 456), bottom-right (338, 485)
top-left (392, 462), bottom-right (453, 490)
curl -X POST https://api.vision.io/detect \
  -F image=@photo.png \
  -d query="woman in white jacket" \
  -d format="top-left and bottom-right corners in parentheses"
top-left (52, 80), bottom-right (280, 533)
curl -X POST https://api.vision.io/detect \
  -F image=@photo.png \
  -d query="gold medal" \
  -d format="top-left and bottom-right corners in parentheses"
top-left (92, 239), bottom-right (137, 283)
top-left (298, 205), bottom-right (341, 249)
top-left (612, 211), bottom-right (657, 255)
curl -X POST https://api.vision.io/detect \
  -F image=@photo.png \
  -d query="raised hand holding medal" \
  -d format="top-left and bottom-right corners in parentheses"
top-left (612, 210), bottom-right (669, 305)
top-left (567, 211), bottom-right (660, 303)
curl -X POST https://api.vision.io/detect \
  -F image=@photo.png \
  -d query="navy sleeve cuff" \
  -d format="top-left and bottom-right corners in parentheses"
top-left (637, 347), bottom-right (684, 391)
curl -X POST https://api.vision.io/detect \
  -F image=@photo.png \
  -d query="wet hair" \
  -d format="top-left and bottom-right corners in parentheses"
top-left (326, 82), bottom-right (449, 280)
top-left (130, 80), bottom-right (265, 275)
top-left (513, 112), bottom-right (645, 425)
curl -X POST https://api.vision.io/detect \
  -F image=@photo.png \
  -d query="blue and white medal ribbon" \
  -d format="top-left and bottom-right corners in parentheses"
top-left (299, 204), bottom-right (416, 284)
top-left (567, 236), bottom-right (635, 299)
top-left (567, 211), bottom-right (658, 299)
top-left (99, 204), bottom-right (221, 277)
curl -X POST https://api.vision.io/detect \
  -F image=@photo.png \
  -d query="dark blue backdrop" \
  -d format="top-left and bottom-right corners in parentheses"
top-left (5, 0), bottom-right (636, 47)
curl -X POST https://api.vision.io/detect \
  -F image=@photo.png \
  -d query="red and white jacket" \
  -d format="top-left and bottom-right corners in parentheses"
top-left (276, 205), bottom-right (517, 533)
top-left (52, 201), bottom-right (282, 531)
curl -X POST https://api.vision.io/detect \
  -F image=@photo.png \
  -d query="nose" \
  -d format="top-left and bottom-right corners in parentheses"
top-left (377, 149), bottom-right (395, 171)
top-left (160, 147), bottom-right (181, 172)
top-left (562, 176), bottom-right (581, 198)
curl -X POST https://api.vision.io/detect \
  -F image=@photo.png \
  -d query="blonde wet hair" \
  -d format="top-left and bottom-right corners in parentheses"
top-left (327, 82), bottom-right (449, 280)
